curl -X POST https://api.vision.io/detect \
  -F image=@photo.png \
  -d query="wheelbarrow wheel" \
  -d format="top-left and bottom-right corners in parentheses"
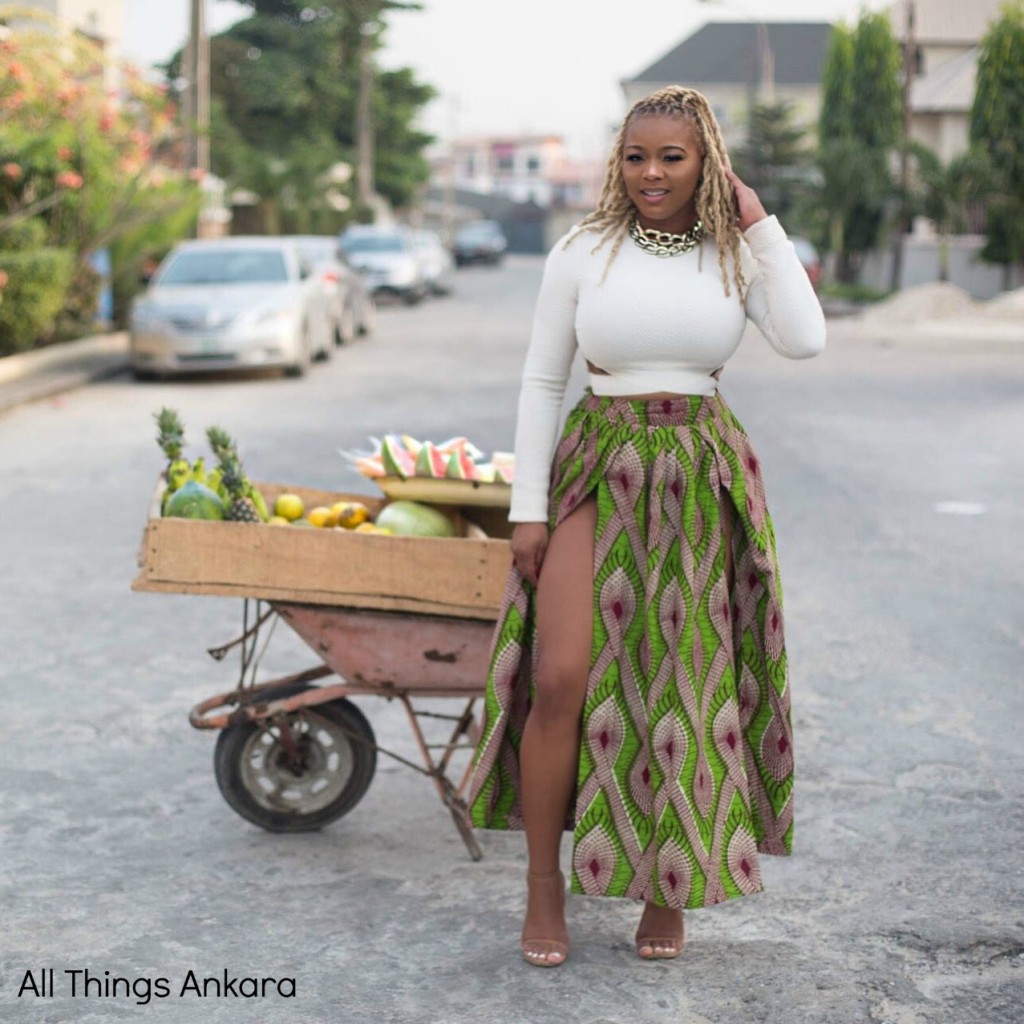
top-left (214, 696), bottom-right (376, 833)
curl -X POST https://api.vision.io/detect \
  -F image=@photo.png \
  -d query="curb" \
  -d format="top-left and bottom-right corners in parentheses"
top-left (0, 331), bottom-right (129, 415)
top-left (830, 317), bottom-right (1024, 352)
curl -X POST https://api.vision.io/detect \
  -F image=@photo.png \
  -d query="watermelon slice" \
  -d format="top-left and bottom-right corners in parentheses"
top-left (401, 434), bottom-right (424, 457)
top-left (436, 436), bottom-right (485, 462)
top-left (381, 435), bottom-right (416, 479)
top-left (491, 451), bottom-right (515, 483)
top-left (472, 462), bottom-right (497, 483)
top-left (444, 448), bottom-right (476, 479)
top-left (355, 455), bottom-right (385, 478)
top-left (414, 441), bottom-right (448, 478)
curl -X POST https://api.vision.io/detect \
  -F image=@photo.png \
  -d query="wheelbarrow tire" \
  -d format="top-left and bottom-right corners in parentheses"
top-left (213, 696), bottom-right (376, 833)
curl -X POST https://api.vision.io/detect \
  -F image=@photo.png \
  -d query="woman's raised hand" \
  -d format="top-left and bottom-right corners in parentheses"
top-left (511, 522), bottom-right (550, 586)
top-left (723, 168), bottom-right (768, 232)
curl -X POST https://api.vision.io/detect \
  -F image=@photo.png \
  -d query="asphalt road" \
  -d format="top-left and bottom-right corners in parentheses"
top-left (0, 256), bottom-right (1021, 1024)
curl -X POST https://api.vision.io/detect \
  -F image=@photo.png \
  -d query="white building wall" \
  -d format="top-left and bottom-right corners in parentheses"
top-left (56, 0), bottom-right (124, 53)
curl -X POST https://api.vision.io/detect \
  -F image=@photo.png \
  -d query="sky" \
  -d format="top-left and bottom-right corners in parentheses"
top-left (122, 0), bottom-right (888, 160)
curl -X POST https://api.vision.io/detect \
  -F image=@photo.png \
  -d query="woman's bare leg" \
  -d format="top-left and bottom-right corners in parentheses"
top-left (518, 497), bottom-right (596, 964)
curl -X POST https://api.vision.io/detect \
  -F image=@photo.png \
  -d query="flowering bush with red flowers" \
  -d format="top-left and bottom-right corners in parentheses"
top-left (0, 5), bottom-right (200, 354)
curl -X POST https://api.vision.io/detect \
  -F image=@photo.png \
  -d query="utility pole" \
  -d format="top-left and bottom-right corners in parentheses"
top-left (185, 0), bottom-right (210, 176)
top-left (891, 0), bottom-right (916, 292)
top-left (355, 15), bottom-right (377, 219)
top-left (442, 95), bottom-right (460, 247)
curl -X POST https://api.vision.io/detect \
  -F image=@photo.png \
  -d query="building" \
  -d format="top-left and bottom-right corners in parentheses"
top-left (449, 135), bottom-right (570, 208)
top-left (2, 0), bottom-right (125, 90)
top-left (622, 22), bottom-right (833, 149)
top-left (425, 135), bottom-right (603, 252)
top-left (4, 0), bottom-right (124, 56)
top-left (891, 0), bottom-right (1006, 164)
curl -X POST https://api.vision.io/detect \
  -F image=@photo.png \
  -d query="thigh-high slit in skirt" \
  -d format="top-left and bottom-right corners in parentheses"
top-left (467, 389), bottom-right (794, 910)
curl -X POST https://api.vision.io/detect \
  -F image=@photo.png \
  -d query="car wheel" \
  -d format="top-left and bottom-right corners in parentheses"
top-left (130, 366), bottom-right (158, 382)
top-left (337, 304), bottom-right (356, 346)
top-left (285, 324), bottom-right (312, 378)
top-left (403, 289), bottom-right (424, 306)
top-left (357, 297), bottom-right (376, 336)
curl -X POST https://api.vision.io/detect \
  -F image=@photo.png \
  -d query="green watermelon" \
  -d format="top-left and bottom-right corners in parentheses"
top-left (163, 480), bottom-right (227, 520)
top-left (374, 500), bottom-right (457, 538)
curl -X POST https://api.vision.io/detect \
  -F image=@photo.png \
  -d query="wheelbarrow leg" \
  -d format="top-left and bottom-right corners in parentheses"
top-left (398, 695), bottom-right (483, 861)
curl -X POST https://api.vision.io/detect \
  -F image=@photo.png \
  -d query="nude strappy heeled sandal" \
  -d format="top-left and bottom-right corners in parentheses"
top-left (521, 869), bottom-right (569, 967)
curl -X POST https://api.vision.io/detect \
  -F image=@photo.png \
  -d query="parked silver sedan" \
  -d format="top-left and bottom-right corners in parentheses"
top-left (129, 237), bottom-right (332, 379)
top-left (288, 235), bottom-right (376, 345)
top-left (411, 229), bottom-right (455, 296)
top-left (338, 225), bottom-right (427, 305)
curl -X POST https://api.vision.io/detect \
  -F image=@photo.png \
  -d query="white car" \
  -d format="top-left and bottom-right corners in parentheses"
top-left (338, 226), bottom-right (427, 305)
top-left (289, 235), bottom-right (376, 345)
top-left (130, 237), bottom-right (332, 379)
top-left (411, 229), bottom-right (455, 296)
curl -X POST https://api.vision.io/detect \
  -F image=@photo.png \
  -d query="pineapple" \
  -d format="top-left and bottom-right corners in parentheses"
top-left (206, 424), bottom-right (270, 522)
top-left (206, 425), bottom-right (235, 463)
top-left (155, 407), bottom-right (191, 513)
top-left (221, 456), bottom-right (261, 523)
top-left (155, 407), bottom-right (189, 484)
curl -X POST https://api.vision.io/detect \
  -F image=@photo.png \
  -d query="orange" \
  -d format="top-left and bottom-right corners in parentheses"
top-left (331, 501), bottom-right (371, 529)
top-left (307, 506), bottom-right (336, 528)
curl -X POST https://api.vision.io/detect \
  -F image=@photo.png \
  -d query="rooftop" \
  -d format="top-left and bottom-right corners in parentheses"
top-left (626, 22), bottom-right (833, 88)
top-left (911, 46), bottom-right (978, 112)
top-left (889, 0), bottom-right (1005, 44)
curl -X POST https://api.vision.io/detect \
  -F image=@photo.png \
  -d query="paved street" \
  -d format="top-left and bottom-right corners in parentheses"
top-left (0, 256), bottom-right (1021, 1024)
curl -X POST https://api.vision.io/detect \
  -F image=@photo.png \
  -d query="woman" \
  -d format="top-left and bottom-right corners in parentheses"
top-left (467, 85), bottom-right (825, 967)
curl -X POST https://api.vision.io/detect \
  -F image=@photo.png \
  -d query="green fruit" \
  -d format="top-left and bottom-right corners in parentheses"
top-left (166, 459), bottom-right (191, 492)
top-left (189, 456), bottom-right (207, 486)
top-left (246, 485), bottom-right (270, 522)
top-left (374, 500), bottom-right (457, 538)
top-left (163, 480), bottom-right (227, 520)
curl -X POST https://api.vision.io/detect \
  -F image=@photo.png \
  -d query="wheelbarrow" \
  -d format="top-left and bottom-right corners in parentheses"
top-left (133, 478), bottom-right (514, 862)
top-left (188, 600), bottom-right (496, 860)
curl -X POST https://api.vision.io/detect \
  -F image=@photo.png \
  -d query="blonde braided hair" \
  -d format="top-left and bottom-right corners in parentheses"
top-left (567, 86), bottom-right (745, 298)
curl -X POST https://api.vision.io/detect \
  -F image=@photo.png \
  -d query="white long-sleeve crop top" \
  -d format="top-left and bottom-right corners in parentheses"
top-left (509, 215), bottom-right (826, 522)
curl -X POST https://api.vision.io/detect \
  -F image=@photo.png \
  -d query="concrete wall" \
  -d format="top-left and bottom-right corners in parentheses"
top-left (58, 0), bottom-right (124, 51)
top-left (860, 235), bottom-right (1023, 299)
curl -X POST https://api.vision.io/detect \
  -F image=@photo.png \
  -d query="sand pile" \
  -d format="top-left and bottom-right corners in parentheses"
top-left (859, 282), bottom-right (977, 325)
top-left (978, 288), bottom-right (1024, 321)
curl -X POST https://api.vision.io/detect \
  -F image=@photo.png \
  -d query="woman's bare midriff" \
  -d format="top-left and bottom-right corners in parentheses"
top-left (585, 360), bottom-right (719, 401)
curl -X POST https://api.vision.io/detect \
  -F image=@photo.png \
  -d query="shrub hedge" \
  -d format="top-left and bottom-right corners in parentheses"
top-left (0, 248), bottom-right (74, 356)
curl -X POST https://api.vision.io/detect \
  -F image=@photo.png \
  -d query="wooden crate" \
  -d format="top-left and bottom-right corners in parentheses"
top-left (132, 479), bottom-right (512, 620)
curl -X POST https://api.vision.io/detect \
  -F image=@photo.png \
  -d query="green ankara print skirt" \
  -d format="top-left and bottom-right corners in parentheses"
top-left (467, 389), bottom-right (794, 910)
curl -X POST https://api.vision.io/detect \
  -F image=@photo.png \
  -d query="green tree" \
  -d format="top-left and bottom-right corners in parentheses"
top-left (903, 143), bottom-right (981, 282)
top-left (227, 0), bottom-right (431, 217)
top-left (1, 6), bottom-right (197, 350)
top-left (818, 21), bottom-right (854, 143)
top-left (815, 14), bottom-right (902, 281)
top-left (969, 1), bottom-right (1024, 287)
top-left (733, 100), bottom-right (810, 231)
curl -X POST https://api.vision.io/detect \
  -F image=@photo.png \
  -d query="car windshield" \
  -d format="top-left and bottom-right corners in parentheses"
top-left (159, 250), bottom-right (290, 285)
top-left (296, 242), bottom-right (334, 265)
top-left (340, 234), bottom-right (404, 254)
top-left (458, 225), bottom-right (500, 239)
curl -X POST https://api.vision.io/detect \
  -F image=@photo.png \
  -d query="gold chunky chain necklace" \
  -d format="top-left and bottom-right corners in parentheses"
top-left (629, 217), bottom-right (706, 257)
